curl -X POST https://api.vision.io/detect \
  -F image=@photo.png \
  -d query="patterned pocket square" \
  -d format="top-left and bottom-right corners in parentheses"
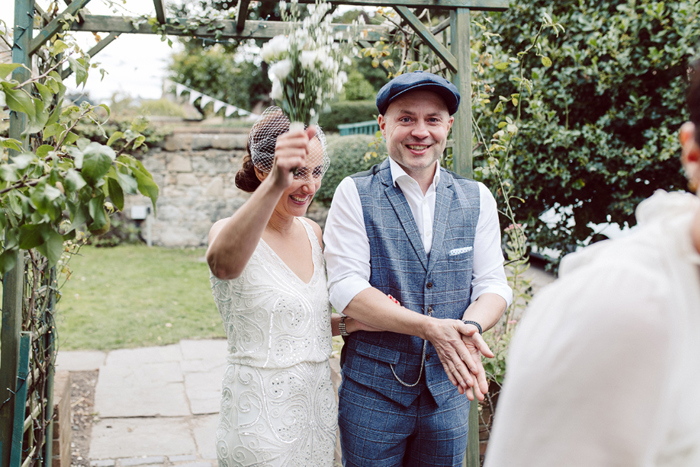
top-left (448, 246), bottom-right (473, 256)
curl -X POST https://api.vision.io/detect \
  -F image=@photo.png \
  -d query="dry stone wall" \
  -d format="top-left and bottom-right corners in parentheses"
top-left (125, 130), bottom-right (251, 247)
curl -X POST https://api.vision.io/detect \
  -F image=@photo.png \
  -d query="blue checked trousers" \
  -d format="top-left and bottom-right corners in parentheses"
top-left (338, 376), bottom-right (470, 467)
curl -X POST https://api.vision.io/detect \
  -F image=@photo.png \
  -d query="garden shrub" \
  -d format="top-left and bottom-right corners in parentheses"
top-left (474, 0), bottom-right (700, 259)
top-left (318, 100), bottom-right (378, 131)
top-left (315, 134), bottom-right (386, 206)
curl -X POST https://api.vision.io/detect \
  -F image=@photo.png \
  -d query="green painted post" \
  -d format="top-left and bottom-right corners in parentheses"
top-left (450, 8), bottom-right (473, 179)
top-left (450, 7), bottom-right (480, 467)
top-left (1, 3), bottom-right (34, 467)
top-left (10, 334), bottom-right (31, 467)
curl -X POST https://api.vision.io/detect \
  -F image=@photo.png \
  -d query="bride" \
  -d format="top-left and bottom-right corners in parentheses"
top-left (206, 108), bottom-right (372, 467)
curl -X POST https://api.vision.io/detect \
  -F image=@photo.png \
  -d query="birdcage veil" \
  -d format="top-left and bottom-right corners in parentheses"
top-left (248, 106), bottom-right (330, 180)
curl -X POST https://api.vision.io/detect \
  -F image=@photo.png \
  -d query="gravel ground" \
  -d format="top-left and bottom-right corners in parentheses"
top-left (70, 371), bottom-right (98, 467)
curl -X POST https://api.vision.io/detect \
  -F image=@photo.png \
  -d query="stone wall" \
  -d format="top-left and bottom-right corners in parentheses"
top-left (125, 129), bottom-right (251, 247)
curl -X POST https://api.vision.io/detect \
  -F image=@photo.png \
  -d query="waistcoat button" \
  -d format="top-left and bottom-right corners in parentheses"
top-left (426, 282), bottom-right (433, 289)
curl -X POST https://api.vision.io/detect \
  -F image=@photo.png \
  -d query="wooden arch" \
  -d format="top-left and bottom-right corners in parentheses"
top-left (4, 1), bottom-right (508, 466)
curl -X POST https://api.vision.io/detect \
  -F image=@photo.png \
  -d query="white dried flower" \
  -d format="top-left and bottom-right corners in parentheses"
top-left (270, 79), bottom-right (283, 100)
top-left (261, 35), bottom-right (289, 61)
top-left (269, 59), bottom-right (292, 80)
top-left (300, 50), bottom-right (317, 69)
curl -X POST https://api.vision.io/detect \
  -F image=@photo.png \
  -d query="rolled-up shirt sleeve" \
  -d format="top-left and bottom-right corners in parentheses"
top-left (323, 177), bottom-right (372, 314)
top-left (471, 183), bottom-right (513, 307)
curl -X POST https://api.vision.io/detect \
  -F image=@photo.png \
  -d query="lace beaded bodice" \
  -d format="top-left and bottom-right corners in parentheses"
top-left (210, 218), bottom-right (333, 368)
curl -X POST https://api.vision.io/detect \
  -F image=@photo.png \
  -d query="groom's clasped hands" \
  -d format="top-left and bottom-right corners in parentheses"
top-left (423, 316), bottom-right (493, 401)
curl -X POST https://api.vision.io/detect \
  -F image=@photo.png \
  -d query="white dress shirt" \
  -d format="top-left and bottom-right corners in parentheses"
top-left (324, 157), bottom-right (513, 314)
top-left (485, 191), bottom-right (700, 467)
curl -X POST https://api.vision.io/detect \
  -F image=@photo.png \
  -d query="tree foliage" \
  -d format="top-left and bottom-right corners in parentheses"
top-left (0, 35), bottom-right (158, 274)
top-left (474, 0), bottom-right (700, 258)
top-left (169, 45), bottom-right (271, 112)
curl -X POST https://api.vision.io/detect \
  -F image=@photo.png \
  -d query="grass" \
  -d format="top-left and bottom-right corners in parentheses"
top-left (55, 245), bottom-right (225, 351)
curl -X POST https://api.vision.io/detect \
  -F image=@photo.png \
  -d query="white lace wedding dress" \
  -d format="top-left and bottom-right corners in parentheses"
top-left (210, 218), bottom-right (337, 467)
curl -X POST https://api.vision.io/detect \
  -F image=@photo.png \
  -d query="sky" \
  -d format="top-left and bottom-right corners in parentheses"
top-left (2, 0), bottom-right (183, 101)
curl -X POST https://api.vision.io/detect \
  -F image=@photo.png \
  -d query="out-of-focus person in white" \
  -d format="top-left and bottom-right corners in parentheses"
top-left (484, 59), bottom-right (700, 467)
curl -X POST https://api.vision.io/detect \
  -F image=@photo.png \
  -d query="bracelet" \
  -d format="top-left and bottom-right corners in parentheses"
top-left (339, 316), bottom-right (350, 337)
top-left (462, 320), bottom-right (483, 335)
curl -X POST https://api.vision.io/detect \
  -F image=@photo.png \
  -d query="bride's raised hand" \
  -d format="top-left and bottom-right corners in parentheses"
top-left (269, 125), bottom-right (317, 190)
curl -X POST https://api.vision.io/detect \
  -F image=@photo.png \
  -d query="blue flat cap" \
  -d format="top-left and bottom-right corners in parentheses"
top-left (376, 71), bottom-right (461, 115)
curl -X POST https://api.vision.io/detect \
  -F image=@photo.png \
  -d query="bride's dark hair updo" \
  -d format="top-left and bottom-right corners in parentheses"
top-left (235, 107), bottom-right (290, 193)
top-left (235, 148), bottom-right (262, 193)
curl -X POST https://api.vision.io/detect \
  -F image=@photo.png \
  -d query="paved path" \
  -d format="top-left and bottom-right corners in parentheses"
top-left (57, 340), bottom-right (228, 467)
top-left (57, 339), bottom-right (343, 467)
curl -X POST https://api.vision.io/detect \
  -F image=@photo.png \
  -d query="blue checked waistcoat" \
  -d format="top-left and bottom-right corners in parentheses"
top-left (342, 157), bottom-right (481, 408)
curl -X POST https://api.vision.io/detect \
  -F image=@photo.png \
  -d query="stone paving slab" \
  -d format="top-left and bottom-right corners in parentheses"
top-left (179, 339), bottom-right (227, 361)
top-left (191, 415), bottom-right (219, 460)
top-left (90, 418), bottom-right (197, 460)
top-left (95, 362), bottom-right (189, 417)
top-left (183, 364), bottom-right (225, 415)
top-left (55, 350), bottom-right (107, 371)
top-left (105, 344), bottom-right (183, 366)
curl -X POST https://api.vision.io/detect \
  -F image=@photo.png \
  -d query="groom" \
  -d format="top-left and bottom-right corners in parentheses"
top-left (324, 71), bottom-right (512, 466)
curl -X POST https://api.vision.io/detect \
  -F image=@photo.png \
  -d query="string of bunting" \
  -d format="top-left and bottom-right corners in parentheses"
top-left (169, 80), bottom-right (259, 118)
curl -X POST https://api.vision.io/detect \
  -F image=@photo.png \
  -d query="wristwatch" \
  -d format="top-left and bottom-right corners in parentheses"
top-left (339, 316), bottom-right (350, 337)
top-left (462, 320), bottom-right (483, 335)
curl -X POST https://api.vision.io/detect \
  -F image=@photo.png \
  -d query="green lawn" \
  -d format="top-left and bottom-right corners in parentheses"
top-left (56, 245), bottom-right (225, 350)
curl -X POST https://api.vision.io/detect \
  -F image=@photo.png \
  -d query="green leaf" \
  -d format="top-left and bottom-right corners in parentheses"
top-left (44, 123), bottom-right (63, 140)
top-left (1, 82), bottom-right (35, 119)
top-left (36, 229), bottom-right (64, 266)
top-left (35, 82), bottom-right (54, 104)
top-left (0, 249), bottom-right (17, 275)
top-left (133, 135), bottom-right (146, 150)
top-left (68, 56), bottom-right (89, 88)
top-left (81, 152), bottom-right (113, 184)
top-left (12, 153), bottom-right (36, 169)
top-left (0, 138), bottom-right (23, 152)
top-left (541, 56), bottom-right (552, 67)
top-left (88, 196), bottom-right (108, 231)
top-left (63, 132), bottom-right (79, 145)
top-left (0, 63), bottom-right (22, 79)
top-left (107, 177), bottom-right (124, 211)
top-left (64, 169), bottom-right (87, 192)
top-left (36, 144), bottom-right (55, 158)
top-left (0, 164), bottom-right (19, 182)
top-left (106, 131), bottom-right (124, 147)
top-left (494, 62), bottom-right (509, 70)
top-left (133, 169), bottom-right (159, 215)
top-left (23, 98), bottom-right (50, 136)
top-left (50, 39), bottom-right (70, 56)
top-left (19, 223), bottom-right (48, 249)
top-left (116, 170), bottom-right (138, 194)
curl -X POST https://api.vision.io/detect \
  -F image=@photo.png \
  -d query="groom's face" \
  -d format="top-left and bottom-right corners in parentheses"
top-left (379, 90), bottom-right (454, 178)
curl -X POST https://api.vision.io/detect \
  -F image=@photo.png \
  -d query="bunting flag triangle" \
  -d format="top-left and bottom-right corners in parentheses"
top-left (175, 83), bottom-right (186, 96)
top-left (213, 100), bottom-right (226, 113)
top-left (200, 95), bottom-right (213, 107)
top-left (188, 91), bottom-right (202, 105)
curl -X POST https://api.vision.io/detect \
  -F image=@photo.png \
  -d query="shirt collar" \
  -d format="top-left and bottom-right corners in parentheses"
top-left (388, 157), bottom-right (441, 189)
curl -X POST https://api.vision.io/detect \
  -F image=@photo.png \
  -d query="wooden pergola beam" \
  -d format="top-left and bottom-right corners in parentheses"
top-left (64, 0), bottom-right (87, 24)
top-left (30, 0), bottom-right (92, 54)
top-left (258, 0), bottom-right (507, 10)
top-left (153, 0), bottom-right (167, 24)
top-left (68, 15), bottom-right (389, 41)
top-left (394, 6), bottom-right (457, 73)
top-left (236, 0), bottom-right (251, 31)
